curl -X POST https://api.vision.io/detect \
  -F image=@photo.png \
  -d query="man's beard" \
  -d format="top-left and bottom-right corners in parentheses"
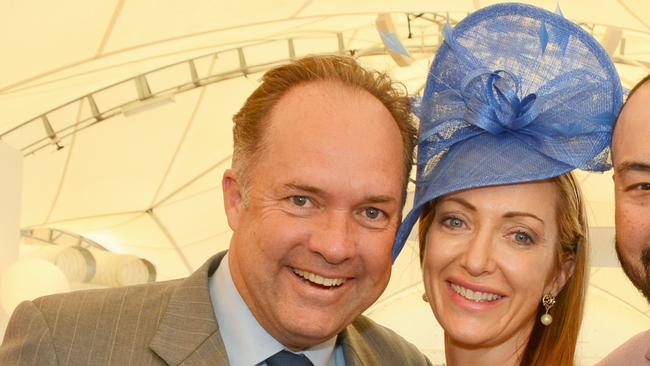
top-left (616, 240), bottom-right (650, 303)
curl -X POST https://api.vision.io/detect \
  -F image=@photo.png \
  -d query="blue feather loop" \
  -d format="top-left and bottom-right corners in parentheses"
top-left (462, 69), bottom-right (539, 135)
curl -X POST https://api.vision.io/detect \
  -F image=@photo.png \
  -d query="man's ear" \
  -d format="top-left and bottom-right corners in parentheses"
top-left (222, 169), bottom-right (244, 230)
top-left (546, 255), bottom-right (576, 296)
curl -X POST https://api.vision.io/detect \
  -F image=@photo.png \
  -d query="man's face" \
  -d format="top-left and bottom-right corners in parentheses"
top-left (223, 81), bottom-right (405, 350)
top-left (613, 82), bottom-right (650, 301)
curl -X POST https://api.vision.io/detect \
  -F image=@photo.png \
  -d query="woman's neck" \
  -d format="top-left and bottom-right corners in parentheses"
top-left (443, 333), bottom-right (527, 366)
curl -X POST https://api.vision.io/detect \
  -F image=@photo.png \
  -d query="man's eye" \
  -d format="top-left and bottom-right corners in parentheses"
top-left (357, 207), bottom-right (389, 228)
top-left (364, 207), bottom-right (382, 219)
top-left (290, 196), bottom-right (310, 207)
top-left (625, 182), bottom-right (650, 194)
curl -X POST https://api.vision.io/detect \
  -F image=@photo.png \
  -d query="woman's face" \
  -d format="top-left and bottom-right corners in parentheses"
top-left (422, 181), bottom-right (567, 350)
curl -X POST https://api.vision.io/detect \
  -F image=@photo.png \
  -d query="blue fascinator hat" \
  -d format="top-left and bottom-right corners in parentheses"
top-left (392, 3), bottom-right (623, 260)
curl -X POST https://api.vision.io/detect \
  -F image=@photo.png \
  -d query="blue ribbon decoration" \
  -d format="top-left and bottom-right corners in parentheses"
top-left (414, 68), bottom-right (615, 175)
top-left (461, 69), bottom-right (540, 135)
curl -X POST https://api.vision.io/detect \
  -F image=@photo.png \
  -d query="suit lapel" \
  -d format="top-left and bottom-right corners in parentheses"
top-left (338, 324), bottom-right (381, 366)
top-left (340, 338), bottom-right (361, 366)
top-left (150, 253), bottom-right (229, 365)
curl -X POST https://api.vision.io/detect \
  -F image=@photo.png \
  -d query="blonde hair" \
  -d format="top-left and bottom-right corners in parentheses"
top-left (231, 55), bottom-right (417, 192)
top-left (418, 173), bottom-right (588, 366)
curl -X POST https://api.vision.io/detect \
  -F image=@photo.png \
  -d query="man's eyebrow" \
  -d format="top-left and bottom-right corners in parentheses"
top-left (364, 195), bottom-right (398, 204)
top-left (616, 161), bottom-right (650, 174)
top-left (283, 183), bottom-right (397, 204)
top-left (284, 183), bottom-right (325, 195)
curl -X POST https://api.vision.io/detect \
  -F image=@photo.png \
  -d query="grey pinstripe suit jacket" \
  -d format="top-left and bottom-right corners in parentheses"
top-left (0, 252), bottom-right (431, 366)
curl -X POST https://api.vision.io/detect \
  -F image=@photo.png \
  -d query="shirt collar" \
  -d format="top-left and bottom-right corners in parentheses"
top-left (210, 253), bottom-right (337, 366)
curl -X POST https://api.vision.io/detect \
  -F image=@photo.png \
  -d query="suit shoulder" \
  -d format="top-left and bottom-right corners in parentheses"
top-left (32, 278), bottom-right (182, 313)
top-left (0, 300), bottom-right (58, 365)
top-left (27, 278), bottom-right (185, 344)
top-left (11, 279), bottom-right (187, 365)
top-left (596, 329), bottom-right (650, 365)
top-left (344, 315), bottom-right (431, 365)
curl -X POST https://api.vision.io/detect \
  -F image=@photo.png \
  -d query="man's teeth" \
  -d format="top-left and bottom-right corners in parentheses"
top-left (451, 283), bottom-right (502, 302)
top-left (293, 269), bottom-right (345, 287)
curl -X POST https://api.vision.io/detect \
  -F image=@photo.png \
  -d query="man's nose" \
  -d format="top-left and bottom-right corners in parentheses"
top-left (309, 211), bottom-right (357, 264)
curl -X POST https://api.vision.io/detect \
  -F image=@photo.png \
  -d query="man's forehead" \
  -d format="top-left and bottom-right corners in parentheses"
top-left (254, 79), bottom-right (405, 188)
top-left (268, 81), bottom-right (358, 118)
top-left (627, 80), bottom-right (650, 104)
top-left (613, 82), bottom-right (650, 151)
top-left (265, 83), bottom-right (399, 150)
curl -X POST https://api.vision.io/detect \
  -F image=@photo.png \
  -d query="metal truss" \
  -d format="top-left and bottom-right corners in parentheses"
top-left (1, 12), bottom-right (647, 156)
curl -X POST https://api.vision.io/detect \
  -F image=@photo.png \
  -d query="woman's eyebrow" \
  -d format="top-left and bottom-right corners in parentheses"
top-left (503, 211), bottom-right (544, 224)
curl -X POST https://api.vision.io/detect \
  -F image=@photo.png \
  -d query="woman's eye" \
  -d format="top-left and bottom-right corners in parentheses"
top-left (442, 216), bottom-right (464, 228)
top-left (513, 231), bottom-right (534, 245)
top-left (290, 196), bottom-right (310, 207)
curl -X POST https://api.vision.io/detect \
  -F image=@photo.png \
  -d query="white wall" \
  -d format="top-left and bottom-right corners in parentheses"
top-left (0, 142), bottom-right (22, 340)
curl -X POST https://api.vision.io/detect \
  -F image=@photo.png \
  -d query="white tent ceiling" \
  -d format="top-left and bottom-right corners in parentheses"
top-left (1, 1), bottom-right (649, 363)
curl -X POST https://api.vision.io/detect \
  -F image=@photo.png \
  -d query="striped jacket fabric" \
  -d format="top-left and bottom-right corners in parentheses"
top-left (0, 251), bottom-right (431, 366)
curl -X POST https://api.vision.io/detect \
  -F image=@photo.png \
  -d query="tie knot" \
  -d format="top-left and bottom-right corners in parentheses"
top-left (266, 350), bottom-right (314, 366)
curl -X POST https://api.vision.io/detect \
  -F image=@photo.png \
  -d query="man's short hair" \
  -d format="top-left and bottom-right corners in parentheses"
top-left (231, 55), bottom-right (417, 193)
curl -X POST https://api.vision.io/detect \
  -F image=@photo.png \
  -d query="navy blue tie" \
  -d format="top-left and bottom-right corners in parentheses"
top-left (265, 350), bottom-right (314, 366)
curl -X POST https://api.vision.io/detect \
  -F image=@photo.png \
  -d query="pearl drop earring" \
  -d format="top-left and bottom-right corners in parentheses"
top-left (540, 293), bottom-right (556, 326)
